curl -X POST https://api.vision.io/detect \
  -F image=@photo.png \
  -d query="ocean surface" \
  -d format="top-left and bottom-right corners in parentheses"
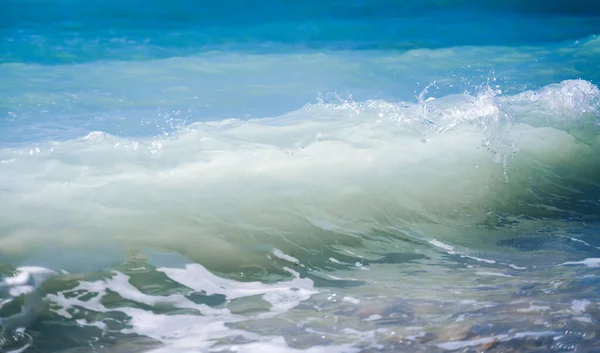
top-left (1, 0), bottom-right (600, 352)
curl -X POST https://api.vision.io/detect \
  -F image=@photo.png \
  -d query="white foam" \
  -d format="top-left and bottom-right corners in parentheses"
top-left (569, 237), bottom-right (592, 246)
top-left (508, 264), bottom-right (527, 270)
top-left (223, 337), bottom-right (360, 353)
top-left (364, 314), bottom-right (382, 321)
top-left (108, 272), bottom-right (226, 315)
top-left (272, 248), bottom-right (300, 264)
top-left (354, 262), bottom-right (370, 271)
top-left (121, 308), bottom-right (250, 352)
top-left (516, 305), bottom-right (551, 313)
top-left (76, 319), bottom-right (107, 331)
top-left (560, 258), bottom-right (600, 268)
top-left (475, 271), bottom-right (513, 278)
top-left (342, 296), bottom-right (361, 305)
top-left (437, 331), bottom-right (556, 350)
top-left (1, 267), bottom-right (56, 288)
top-left (44, 263), bottom-right (327, 353)
top-left (465, 255), bottom-right (496, 264)
top-left (0, 267), bottom-right (57, 331)
top-left (573, 316), bottom-right (594, 324)
top-left (428, 240), bottom-right (457, 255)
top-left (429, 240), bottom-right (500, 265)
top-left (158, 264), bottom-right (314, 303)
top-left (571, 299), bottom-right (590, 314)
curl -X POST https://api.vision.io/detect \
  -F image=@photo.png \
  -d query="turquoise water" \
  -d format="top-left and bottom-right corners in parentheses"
top-left (1, 1), bottom-right (600, 352)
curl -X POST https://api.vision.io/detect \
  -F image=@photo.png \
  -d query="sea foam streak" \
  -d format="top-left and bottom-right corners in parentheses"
top-left (0, 79), bottom-right (598, 274)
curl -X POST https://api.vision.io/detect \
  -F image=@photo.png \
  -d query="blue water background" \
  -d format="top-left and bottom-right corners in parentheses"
top-left (3, 0), bottom-right (600, 63)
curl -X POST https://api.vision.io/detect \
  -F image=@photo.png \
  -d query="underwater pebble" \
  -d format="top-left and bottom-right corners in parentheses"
top-left (437, 322), bottom-right (472, 341)
top-left (479, 337), bottom-right (498, 351)
top-left (358, 304), bottom-right (387, 318)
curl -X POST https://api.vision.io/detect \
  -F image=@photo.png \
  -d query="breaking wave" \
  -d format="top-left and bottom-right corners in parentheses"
top-left (0, 79), bottom-right (598, 273)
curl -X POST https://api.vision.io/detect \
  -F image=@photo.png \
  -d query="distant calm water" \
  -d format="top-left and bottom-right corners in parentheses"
top-left (1, 1), bottom-right (600, 352)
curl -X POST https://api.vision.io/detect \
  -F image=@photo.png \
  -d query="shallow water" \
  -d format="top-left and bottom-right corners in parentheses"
top-left (1, 1), bottom-right (600, 352)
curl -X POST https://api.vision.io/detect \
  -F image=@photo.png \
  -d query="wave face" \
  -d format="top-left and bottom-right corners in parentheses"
top-left (1, 79), bottom-right (599, 269)
top-left (1, 1), bottom-right (600, 352)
